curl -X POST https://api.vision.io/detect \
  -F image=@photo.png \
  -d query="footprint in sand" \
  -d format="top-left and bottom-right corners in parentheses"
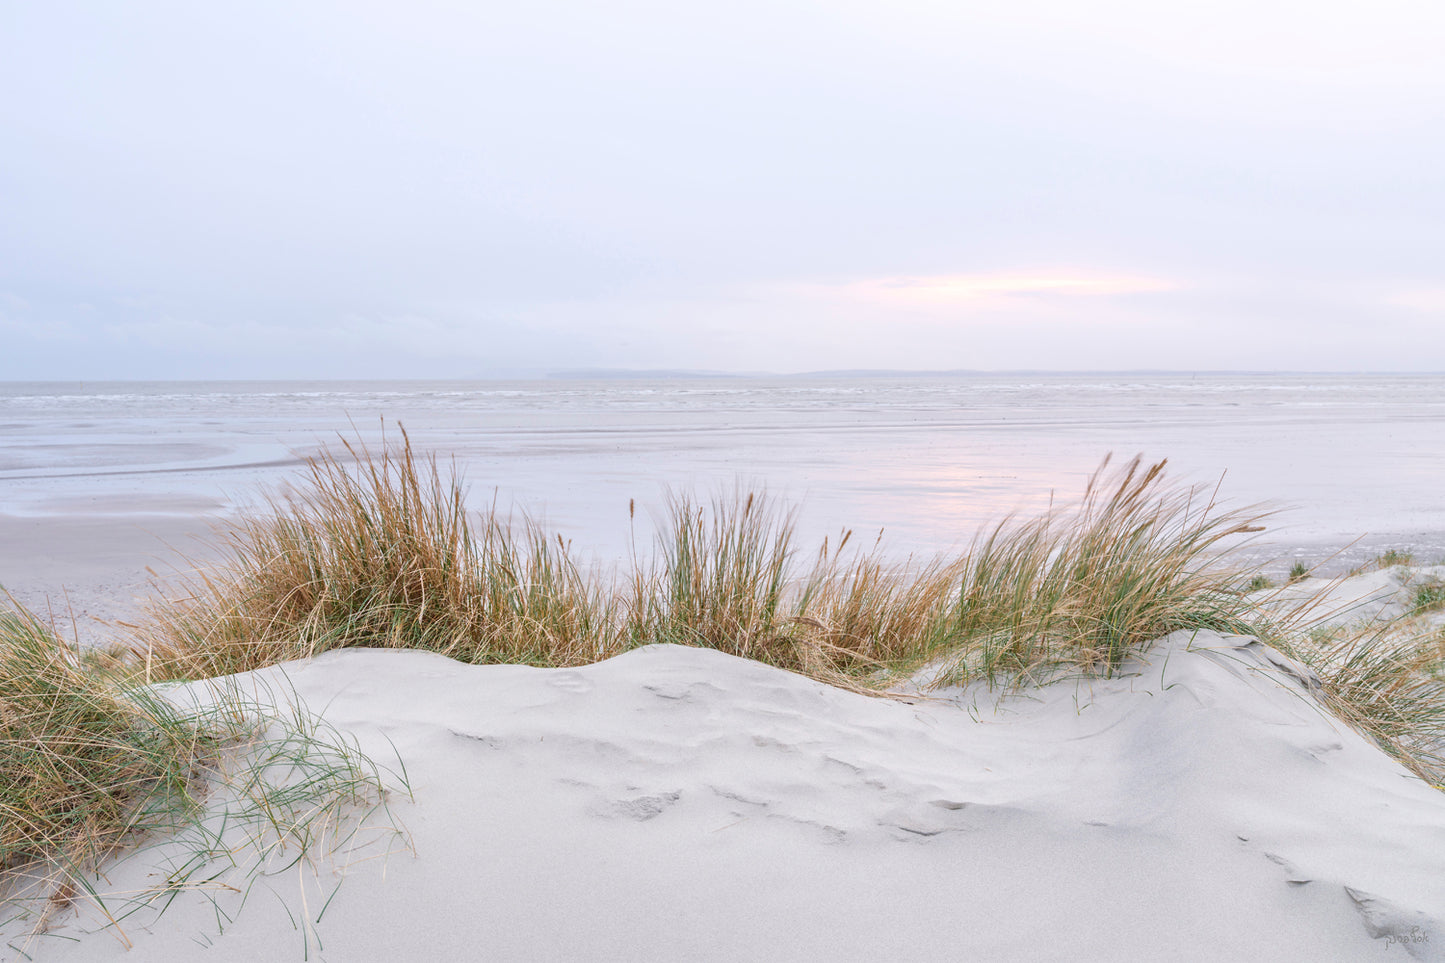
top-left (548, 671), bottom-right (593, 695)
top-left (596, 790), bottom-right (682, 821)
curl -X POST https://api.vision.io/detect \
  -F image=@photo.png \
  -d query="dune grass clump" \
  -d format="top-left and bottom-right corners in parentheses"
top-left (630, 492), bottom-right (968, 684)
top-left (139, 428), bottom-right (618, 680)
top-left (0, 599), bottom-right (407, 950)
top-left (791, 542), bottom-right (968, 681)
top-left (913, 457), bottom-right (1273, 687)
top-left (0, 603), bottom-right (207, 884)
top-left (1285, 625), bottom-right (1445, 787)
top-left (1412, 580), bottom-right (1445, 617)
top-left (630, 490), bottom-right (798, 662)
top-left (628, 457), bottom-right (1274, 691)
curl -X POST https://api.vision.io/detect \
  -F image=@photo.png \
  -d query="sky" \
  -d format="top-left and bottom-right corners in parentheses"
top-left (2, 0), bottom-right (1443, 379)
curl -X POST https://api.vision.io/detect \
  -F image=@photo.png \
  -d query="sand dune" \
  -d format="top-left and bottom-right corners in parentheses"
top-left (1276, 565), bottom-right (1445, 630)
top-left (8, 626), bottom-right (1443, 961)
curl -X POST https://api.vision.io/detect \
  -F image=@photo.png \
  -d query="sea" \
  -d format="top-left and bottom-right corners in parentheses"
top-left (3, 372), bottom-right (1445, 574)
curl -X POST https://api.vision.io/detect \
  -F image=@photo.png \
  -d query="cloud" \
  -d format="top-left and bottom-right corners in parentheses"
top-left (787, 272), bottom-right (1177, 315)
top-left (1386, 287), bottom-right (1445, 315)
top-left (855, 272), bottom-right (1174, 302)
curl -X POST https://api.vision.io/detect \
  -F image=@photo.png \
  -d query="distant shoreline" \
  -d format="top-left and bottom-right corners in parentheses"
top-left (4, 369), bottom-right (1444, 388)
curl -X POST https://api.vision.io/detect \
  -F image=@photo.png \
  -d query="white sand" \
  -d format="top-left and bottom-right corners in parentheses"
top-left (1244, 565), bottom-right (1445, 640)
top-left (7, 623), bottom-right (1444, 961)
top-left (1293, 566), bottom-right (1445, 629)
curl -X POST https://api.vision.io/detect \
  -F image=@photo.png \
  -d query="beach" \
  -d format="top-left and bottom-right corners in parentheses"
top-left (3, 374), bottom-right (1445, 960)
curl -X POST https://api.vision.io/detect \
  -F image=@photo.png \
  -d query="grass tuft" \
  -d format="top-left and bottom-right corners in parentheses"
top-left (0, 599), bottom-right (406, 950)
top-left (136, 425), bottom-right (618, 679)
top-left (1285, 625), bottom-right (1445, 787)
top-left (0, 601), bottom-right (205, 881)
top-left (919, 456), bottom-right (1274, 686)
top-left (1377, 548), bottom-right (1415, 569)
top-left (1412, 581), bottom-right (1445, 617)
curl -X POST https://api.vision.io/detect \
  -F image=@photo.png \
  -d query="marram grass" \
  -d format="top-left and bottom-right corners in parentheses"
top-left (1284, 624), bottom-right (1445, 787)
top-left (0, 602), bottom-right (202, 878)
top-left (136, 428), bottom-right (619, 681)
top-left (626, 458), bottom-right (1276, 691)
top-left (38, 431), bottom-right (1443, 805)
top-left (910, 456), bottom-right (1275, 687)
top-left (0, 598), bottom-right (406, 951)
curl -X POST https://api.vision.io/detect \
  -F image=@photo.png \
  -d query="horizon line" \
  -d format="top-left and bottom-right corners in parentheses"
top-left (2, 368), bottom-right (1443, 386)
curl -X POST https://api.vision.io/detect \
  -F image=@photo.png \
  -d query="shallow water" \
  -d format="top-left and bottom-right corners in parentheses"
top-left (3, 373), bottom-right (1444, 568)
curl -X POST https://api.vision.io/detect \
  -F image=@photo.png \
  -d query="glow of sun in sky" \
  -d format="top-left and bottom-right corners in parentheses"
top-left (840, 273), bottom-right (1178, 306)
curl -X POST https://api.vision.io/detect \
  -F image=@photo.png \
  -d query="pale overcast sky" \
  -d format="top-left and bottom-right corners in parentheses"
top-left (2, 1), bottom-right (1442, 379)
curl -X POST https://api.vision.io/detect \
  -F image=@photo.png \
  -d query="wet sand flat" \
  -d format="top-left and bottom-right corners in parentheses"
top-left (0, 513), bottom-right (223, 644)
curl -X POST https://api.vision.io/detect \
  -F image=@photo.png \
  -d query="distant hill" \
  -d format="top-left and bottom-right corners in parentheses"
top-left (544, 367), bottom-right (1338, 380)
